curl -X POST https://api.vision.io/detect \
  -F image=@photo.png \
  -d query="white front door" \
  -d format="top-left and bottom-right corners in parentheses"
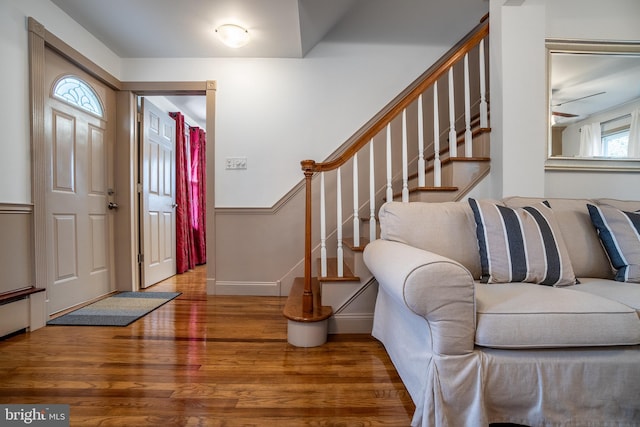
top-left (140, 98), bottom-right (177, 287)
top-left (44, 48), bottom-right (116, 314)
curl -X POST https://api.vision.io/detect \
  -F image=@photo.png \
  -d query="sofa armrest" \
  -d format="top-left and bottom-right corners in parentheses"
top-left (364, 239), bottom-right (476, 355)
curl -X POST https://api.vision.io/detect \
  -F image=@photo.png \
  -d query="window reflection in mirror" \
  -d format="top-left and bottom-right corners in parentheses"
top-left (547, 40), bottom-right (640, 161)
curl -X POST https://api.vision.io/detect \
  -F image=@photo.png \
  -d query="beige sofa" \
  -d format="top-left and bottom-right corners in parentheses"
top-left (363, 197), bottom-right (640, 427)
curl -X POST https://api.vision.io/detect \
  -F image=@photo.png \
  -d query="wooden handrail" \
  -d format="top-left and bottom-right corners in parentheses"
top-left (300, 19), bottom-right (488, 175)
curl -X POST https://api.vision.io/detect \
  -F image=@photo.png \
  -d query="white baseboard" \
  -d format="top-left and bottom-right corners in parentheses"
top-left (206, 278), bottom-right (216, 295)
top-left (328, 313), bottom-right (374, 334)
top-left (210, 280), bottom-right (281, 296)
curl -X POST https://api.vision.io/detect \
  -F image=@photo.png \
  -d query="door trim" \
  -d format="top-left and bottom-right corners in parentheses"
top-left (28, 17), bottom-right (216, 301)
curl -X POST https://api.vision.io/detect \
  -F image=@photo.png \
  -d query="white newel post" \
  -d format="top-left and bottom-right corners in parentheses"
top-left (386, 124), bottom-right (393, 202)
top-left (417, 94), bottom-right (425, 187)
top-left (401, 109), bottom-right (409, 202)
top-left (448, 67), bottom-right (457, 157)
top-left (479, 38), bottom-right (488, 129)
top-left (369, 139), bottom-right (377, 241)
top-left (464, 52), bottom-right (473, 157)
top-left (433, 81), bottom-right (441, 187)
top-left (320, 172), bottom-right (327, 278)
top-left (336, 167), bottom-right (344, 277)
top-left (352, 153), bottom-right (360, 247)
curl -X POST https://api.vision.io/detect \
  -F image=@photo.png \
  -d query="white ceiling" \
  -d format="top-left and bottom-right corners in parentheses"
top-left (50, 0), bottom-right (360, 58)
top-left (50, 0), bottom-right (489, 127)
top-left (50, 0), bottom-right (489, 59)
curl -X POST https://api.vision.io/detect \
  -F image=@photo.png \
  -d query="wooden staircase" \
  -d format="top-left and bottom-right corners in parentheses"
top-left (284, 16), bottom-right (490, 347)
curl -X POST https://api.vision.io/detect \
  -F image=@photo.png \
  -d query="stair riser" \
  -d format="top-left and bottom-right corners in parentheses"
top-left (450, 161), bottom-right (490, 189)
top-left (409, 191), bottom-right (460, 203)
top-left (343, 252), bottom-right (371, 280)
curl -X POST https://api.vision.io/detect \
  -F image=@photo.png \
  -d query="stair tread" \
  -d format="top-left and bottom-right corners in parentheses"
top-left (343, 237), bottom-right (369, 252)
top-left (410, 186), bottom-right (458, 193)
top-left (283, 277), bottom-right (333, 323)
top-left (318, 258), bottom-right (360, 282)
top-left (448, 156), bottom-right (490, 162)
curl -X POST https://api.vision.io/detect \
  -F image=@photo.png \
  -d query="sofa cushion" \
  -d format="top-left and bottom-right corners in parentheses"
top-left (587, 204), bottom-right (640, 283)
top-left (378, 201), bottom-right (482, 278)
top-left (503, 197), bottom-right (614, 279)
top-left (569, 277), bottom-right (640, 311)
top-left (469, 199), bottom-right (577, 286)
top-left (475, 282), bottom-right (640, 348)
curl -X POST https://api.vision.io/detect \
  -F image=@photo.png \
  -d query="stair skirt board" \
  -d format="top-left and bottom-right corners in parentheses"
top-left (212, 281), bottom-right (281, 296)
top-left (326, 279), bottom-right (379, 334)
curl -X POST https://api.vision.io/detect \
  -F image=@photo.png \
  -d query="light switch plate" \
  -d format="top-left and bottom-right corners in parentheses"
top-left (225, 157), bottom-right (247, 170)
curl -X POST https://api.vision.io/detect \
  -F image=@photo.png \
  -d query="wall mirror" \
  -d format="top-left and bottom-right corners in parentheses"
top-left (546, 39), bottom-right (640, 171)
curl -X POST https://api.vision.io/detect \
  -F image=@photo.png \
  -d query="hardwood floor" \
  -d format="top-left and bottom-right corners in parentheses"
top-left (0, 266), bottom-right (415, 426)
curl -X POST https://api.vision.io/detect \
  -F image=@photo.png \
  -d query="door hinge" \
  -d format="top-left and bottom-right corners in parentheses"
top-left (137, 112), bottom-right (142, 123)
top-left (138, 253), bottom-right (144, 264)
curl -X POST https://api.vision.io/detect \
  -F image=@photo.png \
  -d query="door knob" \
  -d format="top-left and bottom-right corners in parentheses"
top-left (172, 203), bottom-right (178, 209)
top-left (108, 202), bottom-right (119, 210)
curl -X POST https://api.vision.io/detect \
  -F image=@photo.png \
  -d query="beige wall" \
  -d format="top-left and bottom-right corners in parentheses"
top-left (0, 204), bottom-right (33, 295)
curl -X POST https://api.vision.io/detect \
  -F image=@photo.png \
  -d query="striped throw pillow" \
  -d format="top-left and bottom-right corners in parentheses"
top-left (468, 199), bottom-right (577, 286)
top-left (587, 204), bottom-right (640, 283)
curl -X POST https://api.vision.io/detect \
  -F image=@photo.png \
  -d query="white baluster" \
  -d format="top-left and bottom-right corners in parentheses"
top-left (336, 167), bottom-right (344, 278)
top-left (448, 67), bottom-right (457, 157)
top-left (433, 81), bottom-right (441, 187)
top-left (464, 52), bottom-right (473, 157)
top-left (352, 152), bottom-right (360, 247)
top-left (320, 172), bottom-right (327, 278)
top-left (417, 94), bottom-right (425, 187)
top-left (479, 38), bottom-right (488, 129)
top-left (369, 139), bottom-right (377, 241)
top-left (385, 123), bottom-right (393, 202)
top-left (401, 109), bottom-right (409, 202)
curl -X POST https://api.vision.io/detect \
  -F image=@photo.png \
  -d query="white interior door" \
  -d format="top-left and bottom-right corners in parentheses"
top-left (44, 48), bottom-right (116, 314)
top-left (140, 98), bottom-right (177, 287)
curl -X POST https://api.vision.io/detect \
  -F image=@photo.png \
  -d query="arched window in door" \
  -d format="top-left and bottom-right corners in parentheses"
top-left (52, 76), bottom-right (104, 117)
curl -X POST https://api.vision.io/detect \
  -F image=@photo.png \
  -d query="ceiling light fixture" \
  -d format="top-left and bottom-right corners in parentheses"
top-left (215, 24), bottom-right (250, 48)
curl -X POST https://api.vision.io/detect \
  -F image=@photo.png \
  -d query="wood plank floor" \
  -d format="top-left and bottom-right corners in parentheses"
top-left (0, 266), bottom-right (415, 426)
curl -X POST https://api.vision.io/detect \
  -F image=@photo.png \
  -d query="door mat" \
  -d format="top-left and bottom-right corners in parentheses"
top-left (47, 292), bottom-right (181, 326)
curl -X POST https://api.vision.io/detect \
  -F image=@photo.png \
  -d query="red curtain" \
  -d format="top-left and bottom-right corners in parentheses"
top-left (170, 112), bottom-right (207, 274)
top-left (189, 126), bottom-right (207, 265)
top-left (170, 111), bottom-right (196, 273)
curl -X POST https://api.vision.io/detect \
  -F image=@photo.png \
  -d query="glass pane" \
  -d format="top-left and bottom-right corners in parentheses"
top-left (53, 76), bottom-right (104, 117)
top-left (602, 130), bottom-right (629, 158)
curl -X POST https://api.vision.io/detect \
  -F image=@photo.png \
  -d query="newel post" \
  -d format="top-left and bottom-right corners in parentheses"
top-left (301, 159), bottom-right (316, 314)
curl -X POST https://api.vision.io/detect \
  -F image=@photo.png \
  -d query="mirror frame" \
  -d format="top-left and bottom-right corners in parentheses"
top-left (545, 39), bottom-right (640, 172)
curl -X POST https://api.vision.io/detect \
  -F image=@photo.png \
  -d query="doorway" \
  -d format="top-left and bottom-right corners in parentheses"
top-left (29, 18), bottom-right (217, 314)
top-left (137, 95), bottom-right (208, 288)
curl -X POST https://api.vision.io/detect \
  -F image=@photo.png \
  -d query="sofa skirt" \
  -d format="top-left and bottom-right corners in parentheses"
top-left (372, 285), bottom-right (640, 427)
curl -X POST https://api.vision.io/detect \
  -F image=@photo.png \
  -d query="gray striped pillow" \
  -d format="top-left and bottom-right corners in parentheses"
top-left (469, 199), bottom-right (577, 286)
top-left (587, 204), bottom-right (640, 283)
